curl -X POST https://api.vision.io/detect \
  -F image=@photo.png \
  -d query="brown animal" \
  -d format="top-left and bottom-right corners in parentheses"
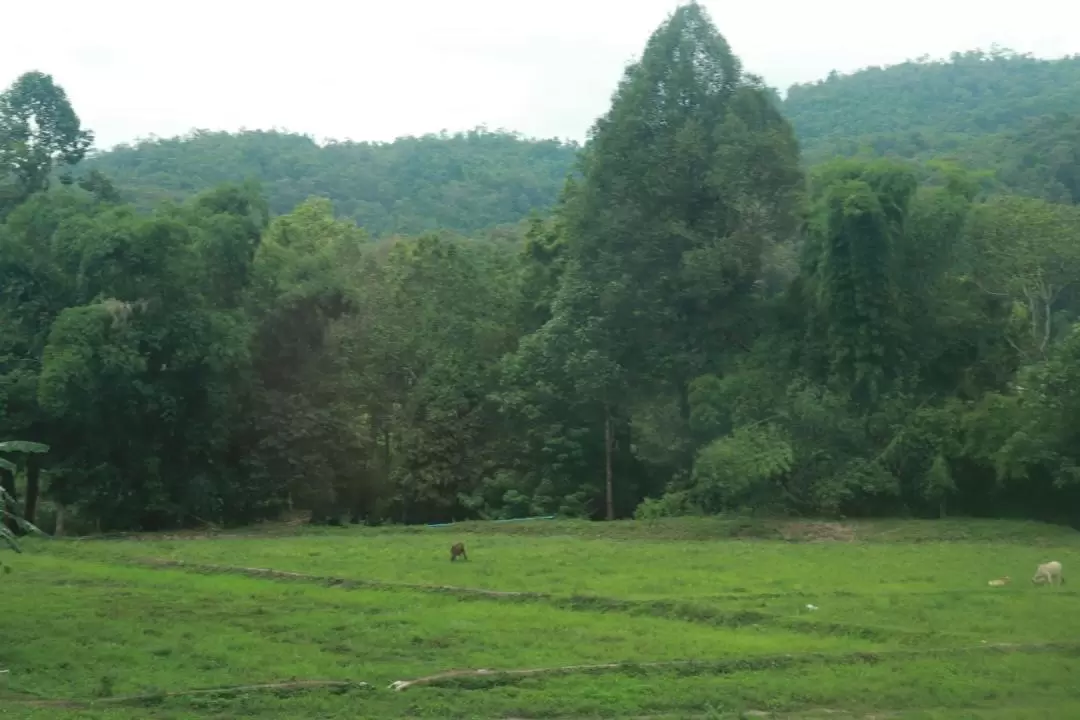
top-left (988, 576), bottom-right (1011, 587)
top-left (450, 542), bottom-right (468, 562)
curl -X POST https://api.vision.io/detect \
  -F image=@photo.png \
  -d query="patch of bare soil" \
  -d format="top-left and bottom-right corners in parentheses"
top-left (778, 522), bottom-right (857, 543)
top-left (386, 641), bottom-right (1071, 691)
top-left (69, 512), bottom-right (315, 542)
top-left (0, 680), bottom-right (365, 708)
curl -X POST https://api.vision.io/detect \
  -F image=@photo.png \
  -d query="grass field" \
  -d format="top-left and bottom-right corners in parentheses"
top-left (0, 517), bottom-right (1077, 718)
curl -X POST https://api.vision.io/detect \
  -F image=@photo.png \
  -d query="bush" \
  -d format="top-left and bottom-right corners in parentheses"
top-left (633, 491), bottom-right (704, 520)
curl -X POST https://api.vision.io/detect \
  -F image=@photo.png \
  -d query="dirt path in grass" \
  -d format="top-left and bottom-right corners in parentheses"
top-left (384, 641), bottom-right (1076, 690)
top-left (0, 643), bottom-right (1073, 712)
top-left (137, 557), bottom-right (545, 597)
top-left (127, 557), bottom-right (967, 644)
top-left (0, 680), bottom-right (364, 708)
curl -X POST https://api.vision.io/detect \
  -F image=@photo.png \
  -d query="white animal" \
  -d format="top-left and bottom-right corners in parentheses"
top-left (1031, 561), bottom-right (1065, 586)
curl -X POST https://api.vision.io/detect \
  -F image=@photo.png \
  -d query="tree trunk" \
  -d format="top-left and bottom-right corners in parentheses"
top-left (677, 380), bottom-right (691, 424)
top-left (1041, 291), bottom-right (1053, 356)
top-left (54, 504), bottom-right (66, 537)
top-left (604, 405), bottom-right (614, 521)
top-left (382, 427), bottom-right (392, 480)
top-left (24, 454), bottom-right (40, 527)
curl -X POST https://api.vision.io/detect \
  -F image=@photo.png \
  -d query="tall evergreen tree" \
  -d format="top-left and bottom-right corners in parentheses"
top-left (512, 2), bottom-right (804, 518)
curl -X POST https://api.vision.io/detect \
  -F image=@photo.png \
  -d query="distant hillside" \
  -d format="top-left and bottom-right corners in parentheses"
top-left (81, 50), bottom-right (1080, 234)
top-left (784, 49), bottom-right (1080, 171)
top-left (990, 112), bottom-right (1080, 204)
top-left (83, 129), bottom-right (581, 237)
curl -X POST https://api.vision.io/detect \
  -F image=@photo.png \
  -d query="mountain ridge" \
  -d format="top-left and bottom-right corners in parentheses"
top-left (81, 48), bottom-right (1080, 235)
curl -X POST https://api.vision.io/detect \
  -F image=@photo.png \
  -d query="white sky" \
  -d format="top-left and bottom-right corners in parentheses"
top-left (2, 0), bottom-right (1078, 151)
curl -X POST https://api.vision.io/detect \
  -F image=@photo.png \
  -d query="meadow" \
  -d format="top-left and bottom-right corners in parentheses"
top-left (0, 517), bottom-right (1077, 718)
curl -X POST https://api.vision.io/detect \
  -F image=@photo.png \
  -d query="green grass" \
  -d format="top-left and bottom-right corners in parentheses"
top-left (2, 517), bottom-right (1079, 718)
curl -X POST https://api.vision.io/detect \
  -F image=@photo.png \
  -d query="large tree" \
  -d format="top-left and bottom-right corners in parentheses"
top-left (800, 159), bottom-right (919, 404)
top-left (0, 72), bottom-right (93, 211)
top-left (962, 195), bottom-right (1080, 360)
top-left (507, 2), bottom-right (804, 518)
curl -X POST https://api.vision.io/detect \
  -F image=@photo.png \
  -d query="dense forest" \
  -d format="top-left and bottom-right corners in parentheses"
top-left (787, 50), bottom-right (1080, 156)
top-left (786, 49), bottom-right (1080, 205)
top-left (5, 3), bottom-right (1080, 535)
top-left (81, 48), bottom-right (1080, 227)
top-left (82, 130), bottom-right (581, 237)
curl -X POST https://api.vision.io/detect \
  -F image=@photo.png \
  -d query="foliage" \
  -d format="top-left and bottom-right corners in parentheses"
top-left (0, 71), bottom-right (93, 213)
top-left (962, 194), bottom-right (1080, 359)
top-left (785, 49), bottom-right (1080, 167)
top-left (0, 439), bottom-right (48, 571)
top-left (0, 440), bottom-right (49, 455)
top-left (781, 49), bottom-right (1080, 213)
top-left (81, 129), bottom-right (580, 237)
top-left (691, 424), bottom-right (795, 511)
top-left (495, 2), bottom-right (803, 520)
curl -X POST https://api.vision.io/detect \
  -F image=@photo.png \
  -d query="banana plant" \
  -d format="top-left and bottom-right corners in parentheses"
top-left (0, 441), bottom-right (49, 573)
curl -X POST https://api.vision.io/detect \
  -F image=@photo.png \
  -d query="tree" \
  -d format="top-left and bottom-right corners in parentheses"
top-left (801, 159), bottom-right (919, 404)
top-left (343, 234), bottom-right (519, 524)
top-left (246, 198), bottom-right (368, 524)
top-left (513, 2), bottom-right (803, 519)
top-left (963, 195), bottom-right (1080, 360)
top-left (0, 188), bottom-right (124, 530)
top-left (32, 186), bottom-right (270, 531)
top-left (0, 72), bottom-right (93, 211)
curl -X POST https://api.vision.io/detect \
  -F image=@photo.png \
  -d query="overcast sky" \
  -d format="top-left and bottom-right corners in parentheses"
top-left (2, 0), bottom-right (1078, 151)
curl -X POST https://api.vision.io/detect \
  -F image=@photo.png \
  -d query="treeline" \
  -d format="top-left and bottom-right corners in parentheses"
top-left (82, 129), bottom-right (580, 237)
top-left (5, 5), bottom-right (1080, 534)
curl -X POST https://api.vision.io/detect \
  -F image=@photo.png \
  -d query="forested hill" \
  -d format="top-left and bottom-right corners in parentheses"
top-left (784, 50), bottom-right (1080, 170)
top-left (82, 50), bottom-right (1080, 235)
top-left (82, 129), bottom-right (580, 237)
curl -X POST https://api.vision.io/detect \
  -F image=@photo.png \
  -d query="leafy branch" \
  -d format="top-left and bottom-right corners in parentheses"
top-left (0, 441), bottom-right (50, 572)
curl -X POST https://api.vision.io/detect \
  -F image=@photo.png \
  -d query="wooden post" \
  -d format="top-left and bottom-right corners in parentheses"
top-left (24, 454), bottom-right (40, 527)
top-left (604, 405), bottom-right (614, 521)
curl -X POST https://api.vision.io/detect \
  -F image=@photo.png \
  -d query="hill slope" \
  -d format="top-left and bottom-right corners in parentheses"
top-left (83, 129), bottom-right (580, 237)
top-left (81, 49), bottom-right (1080, 235)
top-left (784, 49), bottom-right (1080, 173)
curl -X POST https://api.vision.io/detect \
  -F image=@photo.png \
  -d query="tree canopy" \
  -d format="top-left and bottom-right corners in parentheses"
top-left (81, 129), bottom-right (580, 237)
